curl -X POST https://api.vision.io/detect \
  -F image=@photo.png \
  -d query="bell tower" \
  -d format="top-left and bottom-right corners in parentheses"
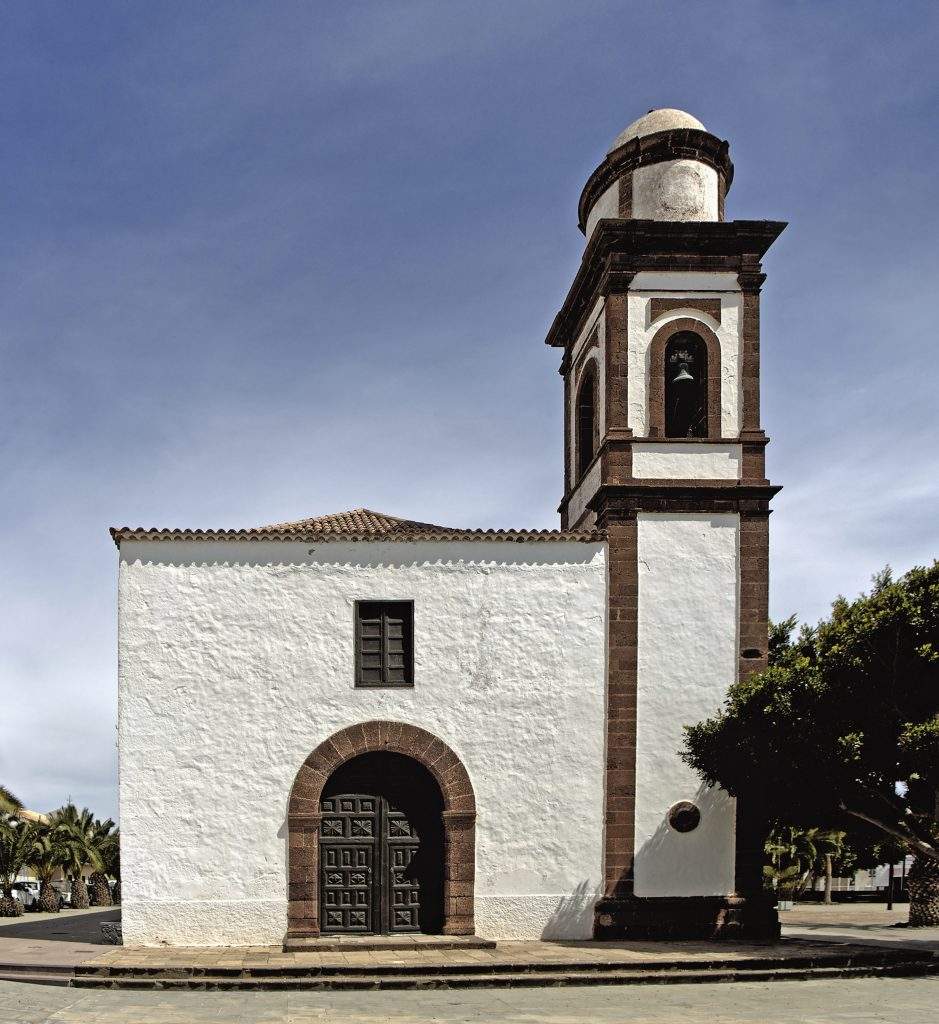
top-left (546, 109), bottom-right (784, 939)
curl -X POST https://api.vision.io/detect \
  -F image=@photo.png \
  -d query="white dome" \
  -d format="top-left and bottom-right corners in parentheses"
top-left (608, 108), bottom-right (707, 153)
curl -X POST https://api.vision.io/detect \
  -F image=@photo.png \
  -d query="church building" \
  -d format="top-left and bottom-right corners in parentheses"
top-left (113, 109), bottom-right (784, 947)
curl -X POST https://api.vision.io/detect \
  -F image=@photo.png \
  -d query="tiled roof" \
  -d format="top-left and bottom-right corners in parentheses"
top-left (260, 508), bottom-right (453, 535)
top-left (109, 508), bottom-right (603, 545)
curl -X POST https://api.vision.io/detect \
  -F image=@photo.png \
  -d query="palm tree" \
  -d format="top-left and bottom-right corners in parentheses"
top-left (87, 820), bottom-right (118, 907)
top-left (28, 825), bottom-right (71, 913)
top-left (0, 786), bottom-right (23, 815)
top-left (765, 825), bottom-right (821, 897)
top-left (101, 829), bottom-right (120, 904)
top-left (813, 830), bottom-right (846, 905)
top-left (765, 826), bottom-right (848, 902)
top-left (48, 805), bottom-right (114, 910)
top-left (0, 815), bottom-right (33, 917)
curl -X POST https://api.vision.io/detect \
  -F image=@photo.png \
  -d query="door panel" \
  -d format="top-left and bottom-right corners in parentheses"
top-left (385, 807), bottom-right (421, 932)
top-left (318, 752), bottom-right (444, 936)
top-left (320, 793), bottom-right (425, 934)
top-left (319, 795), bottom-right (379, 933)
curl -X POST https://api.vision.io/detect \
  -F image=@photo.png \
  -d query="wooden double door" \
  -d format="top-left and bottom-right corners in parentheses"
top-left (319, 752), bottom-right (444, 935)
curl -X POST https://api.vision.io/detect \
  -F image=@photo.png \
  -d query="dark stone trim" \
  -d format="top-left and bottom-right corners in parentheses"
top-left (737, 513), bottom-right (770, 696)
top-left (579, 129), bottom-right (734, 234)
top-left (591, 482), bottom-right (781, 524)
top-left (629, 435), bottom-right (768, 446)
top-left (738, 261), bottom-right (766, 436)
top-left (741, 442), bottom-right (767, 483)
top-left (600, 291), bottom-right (633, 488)
top-left (561, 370), bottom-right (571, 527)
top-left (647, 317), bottom-right (722, 439)
top-left (594, 894), bottom-right (780, 941)
top-left (735, 512), bottom-right (771, 898)
top-left (286, 721), bottom-right (477, 940)
top-left (649, 297), bottom-right (721, 325)
top-left (603, 517), bottom-right (640, 901)
top-left (617, 172), bottom-right (633, 219)
top-left (544, 220), bottom-right (786, 349)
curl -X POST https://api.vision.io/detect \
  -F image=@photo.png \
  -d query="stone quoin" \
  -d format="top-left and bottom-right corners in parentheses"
top-left (113, 108), bottom-right (784, 946)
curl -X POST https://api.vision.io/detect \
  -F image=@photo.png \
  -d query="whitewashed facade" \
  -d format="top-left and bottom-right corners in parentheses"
top-left (115, 108), bottom-right (784, 946)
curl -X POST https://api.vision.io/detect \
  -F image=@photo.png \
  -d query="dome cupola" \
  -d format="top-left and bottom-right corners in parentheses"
top-left (580, 108), bottom-right (733, 240)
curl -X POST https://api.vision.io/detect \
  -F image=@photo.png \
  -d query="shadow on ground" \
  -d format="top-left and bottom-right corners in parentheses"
top-left (0, 908), bottom-right (120, 944)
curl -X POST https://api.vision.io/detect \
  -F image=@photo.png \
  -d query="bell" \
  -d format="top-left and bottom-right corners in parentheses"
top-left (672, 363), bottom-right (694, 384)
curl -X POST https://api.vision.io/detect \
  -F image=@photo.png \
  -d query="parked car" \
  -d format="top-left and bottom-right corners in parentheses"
top-left (9, 881), bottom-right (39, 910)
top-left (52, 884), bottom-right (70, 909)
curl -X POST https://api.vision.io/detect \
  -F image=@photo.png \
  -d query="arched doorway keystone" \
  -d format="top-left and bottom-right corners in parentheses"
top-left (286, 721), bottom-right (476, 939)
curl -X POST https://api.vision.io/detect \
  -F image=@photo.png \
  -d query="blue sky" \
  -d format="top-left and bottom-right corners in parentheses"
top-left (2, 1), bottom-right (937, 821)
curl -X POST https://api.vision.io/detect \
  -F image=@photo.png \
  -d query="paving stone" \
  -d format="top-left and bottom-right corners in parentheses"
top-left (5, 977), bottom-right (930, 1023)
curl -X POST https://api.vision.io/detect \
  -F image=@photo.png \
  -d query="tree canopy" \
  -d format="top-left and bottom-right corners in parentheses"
top-left (0, 787), bottom-right (22, 815)
top-left (682, 563), bottom-right (939, 864)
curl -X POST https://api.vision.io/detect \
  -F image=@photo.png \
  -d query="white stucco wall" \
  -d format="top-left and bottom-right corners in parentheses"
top-left (631, 272), bottom-right (739, 293)
top-left (118, 539), bottom-right (607, 945)
top-left (626, 279), bottom-right (742, 437)
top-left (565, 457), bottom-right (601, 529)
top-left (584, 181), bottom-right (619, 241)
top-left (631, 160), bottom-right (718, 221)
top-left (633, 514), bottom-right (738, 897)
top-left (632, 444), bottom-right (741, 480)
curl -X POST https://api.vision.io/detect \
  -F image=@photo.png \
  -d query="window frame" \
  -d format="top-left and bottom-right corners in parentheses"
top-left (647, 316), bottom-right (722, 439)
top-left (574, 361), bottom-right (598, 482)
top-left (663, 331), bottom-right (709, 439)
top-left (353, 599), bottom-right (415, 689)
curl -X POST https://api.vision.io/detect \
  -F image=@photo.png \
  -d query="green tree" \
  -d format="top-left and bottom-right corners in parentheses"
top-left (0, 815), bottom-right (34, 916)
top-left (99, 828), bottom-right (120, 904)
top-left (87, 820), bottom-right (118, 907)
top-left (683, 563), bottom-right (939, 925)
top-left (767, 614), bottom-right (800, 668)
top-left (27, 825), bottom-right (71, 913)
top-left (0, 786), bottom-right (23, 816)
top-left (764, 825), bottom-right (819, 896)
top-left (48, 804), bottom-right (115, 910)
top-left (815, 829), bottom-right (846, 904)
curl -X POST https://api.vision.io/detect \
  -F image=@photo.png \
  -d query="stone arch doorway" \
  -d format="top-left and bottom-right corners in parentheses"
top-left (286, 721), bottom-right (476, 940)
top-left (320, 752), bottom-right (444, 934)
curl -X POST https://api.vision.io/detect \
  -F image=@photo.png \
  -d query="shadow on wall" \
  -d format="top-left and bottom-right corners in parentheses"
top-left (631, 782), bottom-right (735, 897)
top-left (541, 880), bottom-right (600, 940)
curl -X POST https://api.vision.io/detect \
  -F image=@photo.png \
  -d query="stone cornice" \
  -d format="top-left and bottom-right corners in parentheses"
top-left (590, 481), bottom-right (781, 523)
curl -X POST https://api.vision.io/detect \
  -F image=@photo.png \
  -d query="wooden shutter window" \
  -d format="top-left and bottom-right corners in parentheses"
top-left (355, 601), bottom-right (414, 688)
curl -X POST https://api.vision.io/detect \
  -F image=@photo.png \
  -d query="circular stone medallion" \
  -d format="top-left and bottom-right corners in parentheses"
top-left (668, 801), bottom-right (701, 833)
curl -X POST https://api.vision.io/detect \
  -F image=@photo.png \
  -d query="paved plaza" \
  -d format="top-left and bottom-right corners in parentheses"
top-left (1, 976), bottom-right (938, 1023)
top-left (0, 905), bottom-right (937, 1021)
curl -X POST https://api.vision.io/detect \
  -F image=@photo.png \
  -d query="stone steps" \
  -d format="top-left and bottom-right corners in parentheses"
top-left (0, 962), bottom-right (77, 987)
top-left (68, 950), bottom-right (939, 991)
top-left (283, 934), bottom-right (496, 953)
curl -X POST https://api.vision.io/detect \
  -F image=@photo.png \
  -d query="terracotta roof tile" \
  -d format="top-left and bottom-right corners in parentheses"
top-left (109, 508), bottom-right (603, 545)
top-left (260, 508), bottom-right (452, 535)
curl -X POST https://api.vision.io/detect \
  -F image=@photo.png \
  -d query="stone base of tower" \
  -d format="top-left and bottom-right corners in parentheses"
top-left (593, 894), bottom-right (780, 942)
